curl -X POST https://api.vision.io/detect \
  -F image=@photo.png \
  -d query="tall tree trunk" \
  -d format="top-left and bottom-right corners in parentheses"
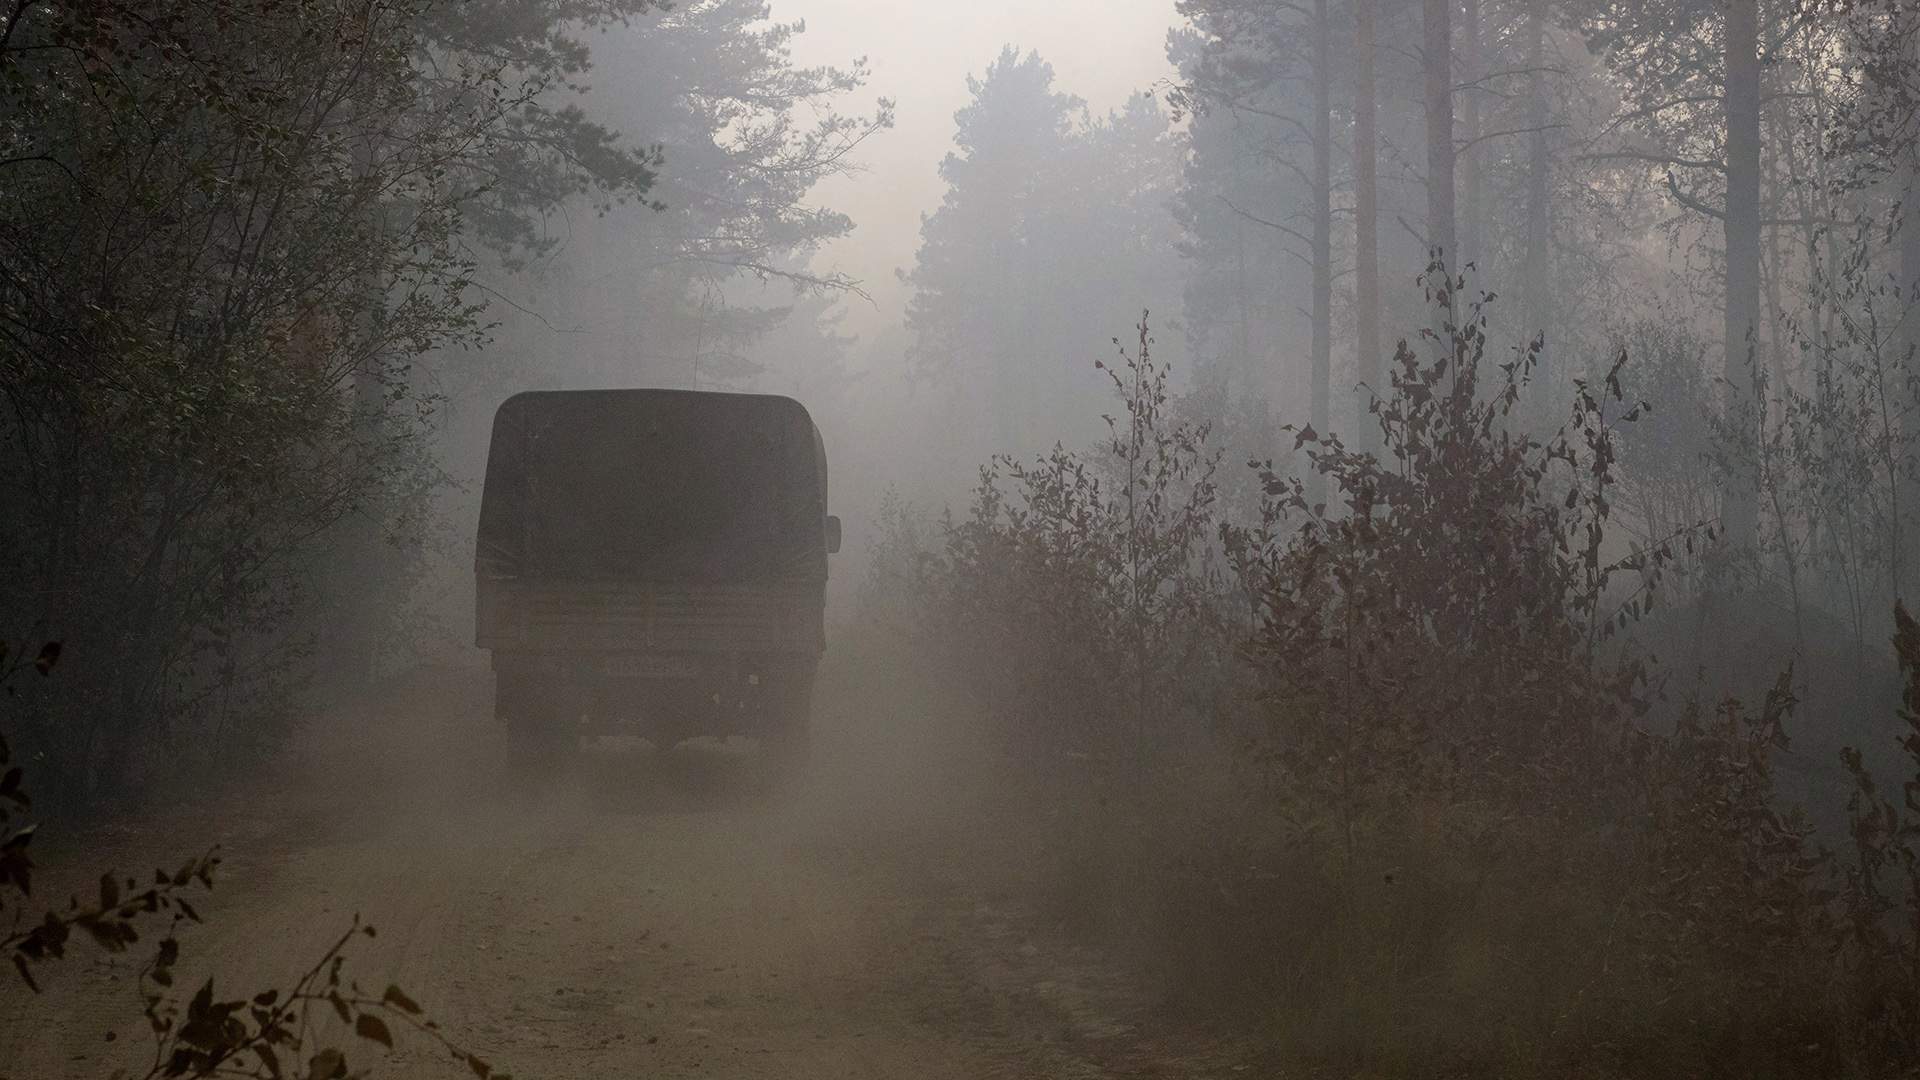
top-left (1900, 13), bottom-right (1920, 392)
top-left (1895, 23), bottom-right (1920, 600)
top-left (1311, 0), bottom-right (1333, 491)
top-left (1425, 0), bottom-right (1457, 271)
top-left (1521, 0), bottom-right (1551, 375)
top-left (1461, 0), bottom-right (1484, 271)
top-left (1722, 0), bottom-right (1762, 550)
top-left (1901, 13), bottom-right (1920, 369)
top-left (1353, 0), bottom-right (1382, 447)
top-left (1903, 167), bottom-right (1920, 376)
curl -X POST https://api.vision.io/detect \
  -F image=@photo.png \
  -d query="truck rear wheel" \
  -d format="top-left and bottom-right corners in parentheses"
top-left (761, 665), bottom-right (815, 773)
top-left (496, 671), bottom-right (572, 761)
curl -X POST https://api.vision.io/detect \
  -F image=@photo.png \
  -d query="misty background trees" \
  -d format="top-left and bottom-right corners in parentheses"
top-left (2, 0), bottom-right (1917, 835)
top-left (901, 49), bottom-right (1185, 461)
top-left (0, 0), bottom-right (887, 799)
top-left (10, 0), bottom-right (1920, 1068)
top-left (0, 0), bottom-right (659, 797)
top-left (3, 0), bottom-right (1919, 873)
top-left (23, 0), bottom-right (1918, 769)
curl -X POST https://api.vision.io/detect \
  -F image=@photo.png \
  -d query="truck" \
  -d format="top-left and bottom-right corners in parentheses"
top-left (474, 389), bottom-right (840, 761)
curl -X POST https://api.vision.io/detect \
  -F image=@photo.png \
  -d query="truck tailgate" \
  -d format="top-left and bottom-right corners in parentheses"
top-left (477, 579), bottom-right (824, 654)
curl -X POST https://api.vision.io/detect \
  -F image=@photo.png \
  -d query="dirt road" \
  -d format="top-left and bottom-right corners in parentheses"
top-left (0, 670), bottom-right (1232, 1079)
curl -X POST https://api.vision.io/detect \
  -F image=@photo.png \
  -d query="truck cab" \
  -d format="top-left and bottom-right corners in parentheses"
top-left (475, 389), bottom-right (839, 760)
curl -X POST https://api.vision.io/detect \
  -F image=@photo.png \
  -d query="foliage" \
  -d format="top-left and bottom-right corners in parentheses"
top-left (1165, 4), bottom-right (1329, 408)
top-left (620, 0), bottom-right (1920, 1070)
top-left (927, 315), bottom-right (1227, 769)
top-left (1226, 275), bottom-right (1678, 812)
top-left (0, 0), bottom-right (669, 799)
top-left (1770, 216), bottom-right (1920, 650)
top-left (1616, 673), bottom-right (1831, 1059)
top-left (902, 48), bottom-right (1185, 462)
top-left (1612, 318), bottom-right (1719, 560)
top-left (1837, 601), bottom-right (1920, 1065)
top-left (480, 0), bottom-right (894, 395)
top-left (412, 0), bottom-right (670, 262)
top-left (1, 644), bottom-right (505, 1078)
top-left (885, 288), bottom-right (1920, 1074)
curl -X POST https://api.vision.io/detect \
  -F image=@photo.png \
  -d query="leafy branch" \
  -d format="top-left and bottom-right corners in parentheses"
top-left (2, 642), bottom-right (506, 1078)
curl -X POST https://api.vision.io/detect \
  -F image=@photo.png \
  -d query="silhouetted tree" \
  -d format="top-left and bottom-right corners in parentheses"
top-left (903, 48), bottom-right (1183, 461)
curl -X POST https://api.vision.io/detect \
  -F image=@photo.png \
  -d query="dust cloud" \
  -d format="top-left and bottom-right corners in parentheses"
top-left (2, 635), bottom-right (1140, 1079)
top-left (9, 0), bottom-right (1920, 1076)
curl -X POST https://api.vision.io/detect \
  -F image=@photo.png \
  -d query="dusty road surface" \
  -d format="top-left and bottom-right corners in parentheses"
top-left (0, 667), bottom-right (1238, 1079)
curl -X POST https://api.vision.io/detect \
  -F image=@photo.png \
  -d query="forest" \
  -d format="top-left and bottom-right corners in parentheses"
top-left (7, 0), bottom-right (1920, 1076)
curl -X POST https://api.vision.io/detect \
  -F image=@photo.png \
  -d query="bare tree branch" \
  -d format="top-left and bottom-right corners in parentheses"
top-left (1458, 122), bottom-right (1569, 155)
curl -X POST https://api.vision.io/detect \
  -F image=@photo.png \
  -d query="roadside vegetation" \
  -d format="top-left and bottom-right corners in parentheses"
top-left (864, 284), bottom-right (1920, 1077)
top-left (11, 0), bottom-right (1920, 1075)
top-left (0, 1), bottom-right (881, 1075)
top-left (0, 0), bottom-right (886, 811)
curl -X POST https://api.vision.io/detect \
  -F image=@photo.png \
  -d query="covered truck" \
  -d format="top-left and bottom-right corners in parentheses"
top-left (475, 389), bottom-right (840, 759)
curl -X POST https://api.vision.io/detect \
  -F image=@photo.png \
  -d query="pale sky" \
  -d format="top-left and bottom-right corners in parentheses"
top-left (776, 0), bottom-right (1182, 341)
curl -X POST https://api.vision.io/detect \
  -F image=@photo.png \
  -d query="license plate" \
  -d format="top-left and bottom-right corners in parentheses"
top-left (602, 655), bottom-right (699, 678)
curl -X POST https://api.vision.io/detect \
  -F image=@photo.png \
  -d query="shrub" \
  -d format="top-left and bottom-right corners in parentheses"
top-left (1225, 274), bottom-right (1680, 819)
top-left (882, 282), bottom-right (1920, 1075)
top-left (932, 314), bottom-right (1231, 771)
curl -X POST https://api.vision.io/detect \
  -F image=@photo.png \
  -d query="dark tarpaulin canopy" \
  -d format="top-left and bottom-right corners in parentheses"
top-left (477, 389), bottom-right (829, 583)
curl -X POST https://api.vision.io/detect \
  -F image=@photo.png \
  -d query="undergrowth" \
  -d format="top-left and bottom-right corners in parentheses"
top-left (866, 282), bottom-right (1920, 1077)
